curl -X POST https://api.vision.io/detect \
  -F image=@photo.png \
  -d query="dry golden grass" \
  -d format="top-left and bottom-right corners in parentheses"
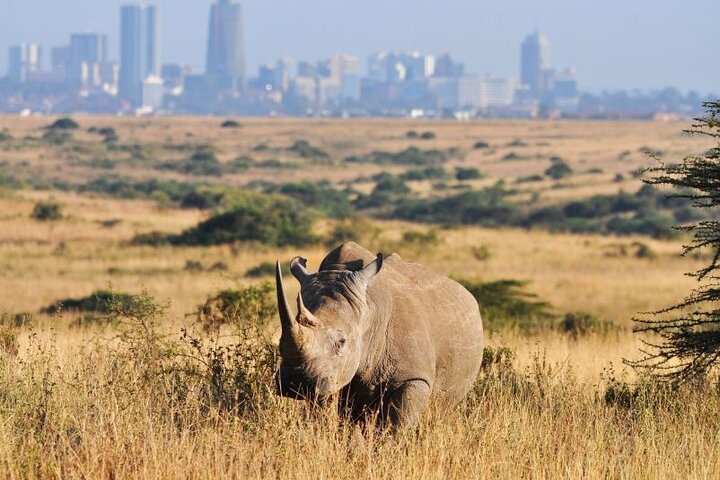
top-left (0, 117), bottom-right (717, 479)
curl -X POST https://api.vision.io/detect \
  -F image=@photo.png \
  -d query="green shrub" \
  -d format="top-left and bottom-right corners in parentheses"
top-left (457, 278), bottom-right (553, 332)
top-left (473, 140), bottom-right (490, 149)
top-left (31, 201), bottom-right (62, 221)
top-left (246, 262), bottom-right (290, 278)
top-left (455, 167), bottom-right (483, 181)
top-left (420, 131), bottom-right (436, 140)
top-left (269, 181), bottom-right (354, 219)
top-left (159, 147), bottom-right (224, 177)
top-left (41, 290), bottom-right (137, 325)
top-left (399, 167), bottom-right (448, 181)
top-left (287, 140), bottom-right (329, 159)
top-left (507, 138), bottom-right (527, 147)
top-left (221, 119), bottom-right (241, 128)
top-left (168, 192), bottom-right (318, 247)
top-left (46, 117), bottom-right (79, 130)
top-left (195, 283), bottom-right (277, 332)
top-left (401, 229), bottom-right (439, 247)
top-left (516, 175), bottom-right (544, 183)
top-left (557, 312), bottom-right (618, 338)
top-left (545, 158), bottom-right (573, 179)
top-left (346, 147), bottom-right (452, 166)
top-left (324, 217), bottom-right (380, 248)
top-left (406, 130), bottom-right (419, 139)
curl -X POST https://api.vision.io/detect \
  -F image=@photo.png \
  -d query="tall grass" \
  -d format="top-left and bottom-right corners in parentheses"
top-left (0, 292), bottom-right (718, 479)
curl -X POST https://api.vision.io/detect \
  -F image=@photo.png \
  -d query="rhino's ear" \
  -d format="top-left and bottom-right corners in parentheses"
top-left (290, 256), bottom-right (311, 284)
top-left (350, 253), bottom-right (383, 290)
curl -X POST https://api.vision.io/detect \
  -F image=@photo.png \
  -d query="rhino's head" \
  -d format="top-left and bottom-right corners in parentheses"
top-left (274, 254), bottom-right (383, 400)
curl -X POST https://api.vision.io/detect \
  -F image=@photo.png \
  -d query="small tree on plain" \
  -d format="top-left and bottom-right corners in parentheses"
top-left (628, 101), bottom-right (720, 381)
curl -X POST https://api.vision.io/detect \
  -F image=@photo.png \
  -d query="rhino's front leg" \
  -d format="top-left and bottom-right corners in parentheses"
top-left (385, 379), bottom-right (431, 431)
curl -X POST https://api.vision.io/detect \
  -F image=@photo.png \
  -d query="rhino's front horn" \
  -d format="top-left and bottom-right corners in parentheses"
top-left (276, 261), bottom-right (311, 355)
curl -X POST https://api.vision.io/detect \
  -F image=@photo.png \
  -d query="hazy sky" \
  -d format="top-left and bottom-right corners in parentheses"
top-left (1, 0), bottom-right (718, 93)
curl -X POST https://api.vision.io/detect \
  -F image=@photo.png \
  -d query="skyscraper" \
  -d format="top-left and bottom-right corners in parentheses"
top-left (69, 34), bottom-right (107, 87)
top-left (8, 44), bottom-right (41, 83)
top-left (120, 4), bottom-right (159, 104)
top-left (520, 31), bottom-right (550, 97)
top-left (206, 0), bottom-right (246, 90)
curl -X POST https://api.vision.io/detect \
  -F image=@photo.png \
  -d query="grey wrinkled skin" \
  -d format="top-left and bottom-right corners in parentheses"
top-left (275, 242), bottom-right (484, 431)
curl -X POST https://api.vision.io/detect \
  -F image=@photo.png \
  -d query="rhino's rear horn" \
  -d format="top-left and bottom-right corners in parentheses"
top-left (290, 256), bottom-right (311, 284)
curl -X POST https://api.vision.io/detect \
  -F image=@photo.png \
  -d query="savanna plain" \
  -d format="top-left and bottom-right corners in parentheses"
top-left (0, 117), bottom-right (718, 479)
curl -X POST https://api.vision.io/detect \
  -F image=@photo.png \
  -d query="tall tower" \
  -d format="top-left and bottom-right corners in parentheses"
top-left (205, 0), bottom-right (245, 90)
top-left (120, 4), bottom-right (160, 104)
top-left (8, 44), bottom-right (42, 83)
top-left (69, 34), bottom-right (108, 87)
top-left (520, 31), bottom-right (550, 97)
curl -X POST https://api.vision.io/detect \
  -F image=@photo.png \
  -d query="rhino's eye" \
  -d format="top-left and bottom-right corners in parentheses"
top-left (336, 337), bottom-right (347, 352)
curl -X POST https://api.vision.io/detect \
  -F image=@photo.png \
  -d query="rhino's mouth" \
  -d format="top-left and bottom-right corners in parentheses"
top-left (275, 365), bottom-right (337, 401)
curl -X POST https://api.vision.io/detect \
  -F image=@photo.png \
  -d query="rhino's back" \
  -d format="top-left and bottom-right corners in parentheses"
top-left (321, 242), bottom-right (484, 405)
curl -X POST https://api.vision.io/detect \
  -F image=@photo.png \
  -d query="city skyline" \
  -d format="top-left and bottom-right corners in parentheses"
top-left (0, 0), bottom-right (718, 93)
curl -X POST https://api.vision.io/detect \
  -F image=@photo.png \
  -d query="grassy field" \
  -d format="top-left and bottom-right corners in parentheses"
top-left (0, 116), bottom-right (717, 479)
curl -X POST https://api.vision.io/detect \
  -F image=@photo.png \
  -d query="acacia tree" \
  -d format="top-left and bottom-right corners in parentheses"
top-left (628, 101), bottom-right (720, 381)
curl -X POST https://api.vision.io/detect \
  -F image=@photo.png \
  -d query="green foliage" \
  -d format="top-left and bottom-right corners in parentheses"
top-left (31, 201), bottom-right (62, 221)
top-left (346, 147), bottom-right (452, 166)
top-left (516, 175), bottom-right (545, 183)
top-left (455, 166), bottom-right (483, 181)
top-left (473, 140), bottom-right (490, 149)
top-left (399, 166), bottom-right (448, 181)
top-left (167, 192), bottom-right (318, 247)
top-left (46, 117), bottom-right (79, 130)
top-left (629, 101), bottom-right (720, 382)
top-left (401, 229), bottom-right (440, 247)
top-left (545, 157), bottom-right (573, 180)
top-left (393, 182), bottom-right (516, 226)
top-left (287, 140), bottom-right (329, 160)
top-left (324, 217), bottom-right (380, 248)
top-left (457, 278), bottom-right (554, 332)
top-left (246, 262), bottom-right (290, 278)
top-left (221, 119), bottom-right (241, 128)
top-left (558, 312), bottom-right (618, 339)
top-left (195, 282), bottom-right (277, 333)
top-left (41, 129), bottom-right (72, 145)
top-left (420, 131), bottom-right (436, 140)
top-left (41, 290), bottom-right (137, 325)
top-left (268, 181), bottom-right (354, 219)
top-left (159, 147), bottom-right (223, 177)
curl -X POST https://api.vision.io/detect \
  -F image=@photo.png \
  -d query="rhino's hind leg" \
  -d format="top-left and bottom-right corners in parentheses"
top-left (385, 380), bottom-right (431, 431)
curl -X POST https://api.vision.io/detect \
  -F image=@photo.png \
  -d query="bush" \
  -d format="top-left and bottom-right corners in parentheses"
top-left (399, 167), bottom-right (448, 181)
top-left (46, 117), bottom-right (79, 130)
top-left (420, 131), bottom-right (436, 140)
top-left (517, 175), bottom-right (545, 183)
top-left (41, 290), bottom-right (136, 325)
top-left (473, 140), bottom-right (490, 149)
top-left (457, 278), bottom-right (553, 332)
top-left (246, 261), bottom-right (290, 278)
top-left (168, 192), bottom-right (318, 247)
top-left (270, 181), bottom-right (354, 219)
top-left (557, 312), bottom-right (617, 339)
top-left (545, 158), bottom-right (573, 180)
top-left (324, 217), bottom-right (380, 248)
top-left (221, 120), bottom-right (241, 128)
top-left (159, 147), bottom-right (224, 177)
top-left (346, 147), bottom-right (452, 166)
top-left (31, 201), bottom-right (62, 221)
top-left (287, 140), bottom-right (329, 159)
top-left (455, 167), bottom-right (483, 181)
top-left (406, 130), bottom-right (419, 139)
top-left (195, 283), bottom-right (277, 333)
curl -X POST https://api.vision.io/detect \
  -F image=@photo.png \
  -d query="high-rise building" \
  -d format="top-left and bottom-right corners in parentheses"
top-left (8, 44), bottom-right (42, 83)
top-left (69, 34), bottom-right (108, 87)
top-left (330, 54), bottom-right (360, 102)
top-left (120, 4), bottom-right (160, 104)
top-left (520, 31), bottom-right (550, 97)
top-left (206, 0), bottom-right (245, 90)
